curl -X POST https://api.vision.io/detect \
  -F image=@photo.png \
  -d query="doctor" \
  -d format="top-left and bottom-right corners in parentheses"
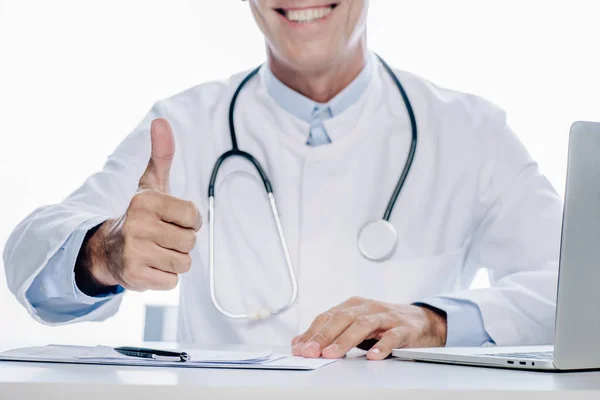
top-left (4, 0), bottom-right (562, 360)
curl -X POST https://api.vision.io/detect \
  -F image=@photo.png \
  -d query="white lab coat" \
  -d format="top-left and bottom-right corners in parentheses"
top-left (4, 55), bottom-right (562, 346)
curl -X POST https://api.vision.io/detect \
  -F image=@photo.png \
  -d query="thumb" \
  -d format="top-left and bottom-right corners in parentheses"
top-left (138, 118), bottom-right (175, 193)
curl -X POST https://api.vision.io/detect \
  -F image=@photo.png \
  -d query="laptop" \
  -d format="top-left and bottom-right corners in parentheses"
top-left (393, 121), bottom-right (600, 371)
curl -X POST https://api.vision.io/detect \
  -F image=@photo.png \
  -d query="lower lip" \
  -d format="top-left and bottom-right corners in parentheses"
top-left (275, 7), bottom-right (335, 28)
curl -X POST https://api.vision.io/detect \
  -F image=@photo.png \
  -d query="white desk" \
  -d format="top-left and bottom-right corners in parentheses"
top-left (1, 346), bottom-right (600, 399)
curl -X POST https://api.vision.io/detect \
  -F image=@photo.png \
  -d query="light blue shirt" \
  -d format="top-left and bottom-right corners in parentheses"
top-left (25, 216), bottom-right (123, 323)
top-left (27, 60), bottom-right (492, 346)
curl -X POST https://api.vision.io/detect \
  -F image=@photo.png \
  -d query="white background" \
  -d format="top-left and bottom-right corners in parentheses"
top-left (0, 0), bottom-right (598, 350)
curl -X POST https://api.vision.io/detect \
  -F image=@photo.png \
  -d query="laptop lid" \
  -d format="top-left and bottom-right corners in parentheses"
top-left (554, 121), bottom-right (600, 370)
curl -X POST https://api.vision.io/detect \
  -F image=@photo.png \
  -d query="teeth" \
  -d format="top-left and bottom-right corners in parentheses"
top-left (285, 6), bottom-right (333, 23)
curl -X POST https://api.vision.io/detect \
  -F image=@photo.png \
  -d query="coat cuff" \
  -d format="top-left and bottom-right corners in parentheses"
top-left (26, 216), bottom-right (123, 309)
top-left (415, 297), bottom-right (494, 347)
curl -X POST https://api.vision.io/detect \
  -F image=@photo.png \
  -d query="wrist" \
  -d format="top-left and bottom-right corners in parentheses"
top-left (75, 220), bottom-right (120, 295)
top-left (417, 303), bottom-right (448, 346)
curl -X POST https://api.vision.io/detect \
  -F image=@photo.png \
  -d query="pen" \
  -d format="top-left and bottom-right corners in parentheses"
top-left (114, 346), bottom-right (190, 362)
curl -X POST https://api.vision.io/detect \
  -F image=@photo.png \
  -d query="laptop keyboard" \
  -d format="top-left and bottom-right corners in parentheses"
top-left (483, 351), bottom-right (554, 360)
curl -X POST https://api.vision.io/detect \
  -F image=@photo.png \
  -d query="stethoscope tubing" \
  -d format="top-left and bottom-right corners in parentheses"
top-left (375, 56), bottom-right (418, 222)
top-left (207, 55), bottom-right (417, 319)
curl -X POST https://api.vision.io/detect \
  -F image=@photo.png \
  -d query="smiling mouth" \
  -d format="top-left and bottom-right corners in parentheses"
top-left (275, 4), bottom-right (338, 24)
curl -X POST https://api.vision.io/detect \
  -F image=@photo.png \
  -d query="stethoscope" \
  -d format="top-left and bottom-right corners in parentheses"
top-left (208, 55), bottom-right (417, 320)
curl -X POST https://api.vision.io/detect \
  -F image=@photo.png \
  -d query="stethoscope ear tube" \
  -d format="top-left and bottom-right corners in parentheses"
top-left (375, 55), bottom-right (418, 222)
top-left (227, 66), bottom-right (262, 152)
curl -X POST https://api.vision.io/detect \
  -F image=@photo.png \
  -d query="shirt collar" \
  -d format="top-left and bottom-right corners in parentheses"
top-left (264, 55), bottom-right (373, 123)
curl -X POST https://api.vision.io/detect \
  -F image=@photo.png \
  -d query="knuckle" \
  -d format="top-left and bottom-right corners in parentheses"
top-left (348, 296), bottom-right (366, 305)
top-left (296, 333), bottom-right (311, 344)
top-left (187, 202), bottom-right (202, 230)
top-left (148, 276), bottom-right (164, 291)
top-left (162, 274), bottom-right (179, 290)
top-left (181, 254), bottom-right (192, 273)
top-left (356, 315), bottom-right (376, 328)
top-left (154, 279), bottom-right (166, 291)
top-left (167, 256), bottom-right (179, 273)
top-left (312, 331), bottom-right (334, 344)
top-left (129, 194), bottom-right (145, 210)
top-left (185, 231), bottom-right (197, 251)
top-left (186, 200), bottom-right (197, 218)
top-left (371, 300), bottom-right (389, 313)
top-left (131, 192), bottom-right (156, 210)
top-left (332, 309), bottom-right (354, 323)
top-left (314, 312), bottom-right (332, 325)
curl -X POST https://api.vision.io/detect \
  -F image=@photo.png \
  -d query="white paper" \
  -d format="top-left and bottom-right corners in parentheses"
top-left (266, 355), bottom-right (339, 369)
top-left (76, 346), bottom-right (273, 364)
top-left (0, 345), bottom-right (338, 371)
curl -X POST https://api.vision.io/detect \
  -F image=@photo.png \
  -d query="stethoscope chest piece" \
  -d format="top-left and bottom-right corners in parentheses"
top-left (357, 219), bottom-right (398, 261)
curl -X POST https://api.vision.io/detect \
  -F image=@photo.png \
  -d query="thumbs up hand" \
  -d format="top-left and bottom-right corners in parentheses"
top-left (77, 119), bottom-right (202, 293)
top-left (138, 118), bottom-right (177, 193)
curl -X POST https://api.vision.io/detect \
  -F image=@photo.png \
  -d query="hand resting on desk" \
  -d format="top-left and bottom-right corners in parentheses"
top-left (292, 297), bottom-right (447, 361)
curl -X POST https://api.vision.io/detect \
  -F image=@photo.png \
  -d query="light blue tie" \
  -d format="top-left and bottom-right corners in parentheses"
top-left (307, 105), bottom-right (332, 146)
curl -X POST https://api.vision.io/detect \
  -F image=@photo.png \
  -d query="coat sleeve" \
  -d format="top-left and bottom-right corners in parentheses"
top-left (441, 115), bottom-right (563, 346)
top-left (3, 102), bottom-right (165, 325)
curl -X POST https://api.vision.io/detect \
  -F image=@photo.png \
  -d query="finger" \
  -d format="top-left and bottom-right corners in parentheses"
top-left (292, 312), bottom-right (333, 356)
top-left (292, 311), bottom-right (342, 355)
top-left (291, 335), bottom-right (304, 347)
top-left (321, 314), bottom-right (384, 359)
top-left (159, 196), bottom-right (202, 232)
top-left (124, 265), bottom-right (179, 292)
top-left (150, 220), bottom-right (197, 253)
top-left (144, 267), bottom-right (179, 291)
top-left (300, 305), bottom-right (371, 358)
top-left (292, 298), bottom-right (365, 345)
top-left (143, 245), bottom-right (192, 274)
top-left (138, 118), bottom-right (175, 193)
top-left (291, 298), bottom-right (369, 355)
top-left (366, 326), bottom-right (411, 361)
top-left (130, 191), bottom-right (202, 232)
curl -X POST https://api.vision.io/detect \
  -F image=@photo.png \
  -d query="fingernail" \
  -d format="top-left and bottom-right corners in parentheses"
top-left (323, 343), bottom-right (340, 357)
top-left (369, 348), bottom-right (381, 356)
top-left (292, 343), bottom-right (303, 354)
